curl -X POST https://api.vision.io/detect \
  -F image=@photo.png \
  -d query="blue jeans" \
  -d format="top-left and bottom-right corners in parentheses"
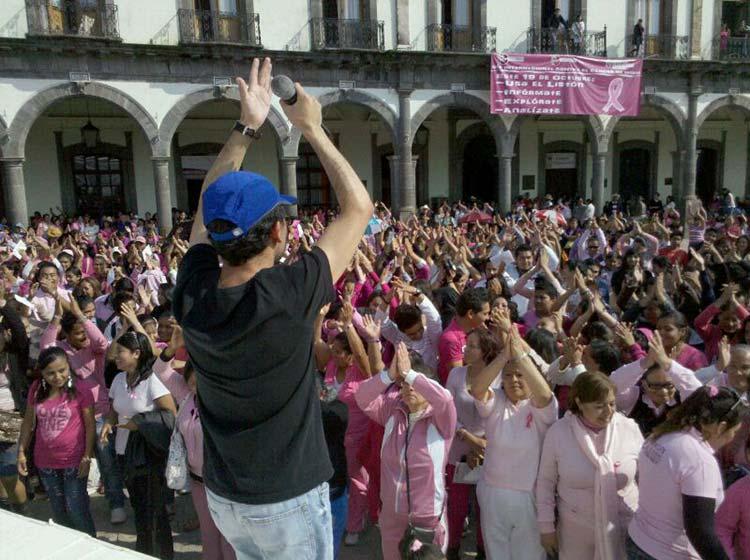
top-left (330, 487), bottom-right (348, 559)
top-left (95, 417), bottom-right (125, 509)
top-left (206, 482), bottom-right (333, 560)
top-left (38, 466), bottom-right (96, 536)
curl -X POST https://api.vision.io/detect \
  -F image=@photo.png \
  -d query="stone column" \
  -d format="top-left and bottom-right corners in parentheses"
top-left (591, 153), bottom-right (607, 215)
top-left (498, 155), bottom-right (513, 214)
top-left (497, 132), bottom-right (516, 214)
top-left (387, 155), bottom-right (400, 213)
top-left (682, 76), bottom-right (701, 212)
top-left (397, 89), bottom-right (416, 219)
top-left (151, 157), bottom-right (173, 234)
top-left (670, 150), bottom-right (683, 201)
top-left (1, 158), bottom-right (29, 227)
top-left (279, 156), bottom-right (299, 216)
top-left (448, 117), bottom-right (459, 200)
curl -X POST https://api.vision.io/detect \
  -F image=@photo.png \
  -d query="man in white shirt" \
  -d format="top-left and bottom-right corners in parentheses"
top-left (490, 242), bottom-right (560, 315)
top-left (375, 288), bottom-right (442, 372)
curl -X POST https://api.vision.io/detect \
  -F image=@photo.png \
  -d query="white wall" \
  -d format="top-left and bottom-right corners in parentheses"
top-left (24, 121), bottom-right (62, 212)
top-left (117, 0), bottom-right (179, 45)
top-left (0, 0), bottom-right (27, 38)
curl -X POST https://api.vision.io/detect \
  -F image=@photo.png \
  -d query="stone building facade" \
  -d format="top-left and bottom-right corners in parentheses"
top-left (0, 0), bottom-right (750, 229)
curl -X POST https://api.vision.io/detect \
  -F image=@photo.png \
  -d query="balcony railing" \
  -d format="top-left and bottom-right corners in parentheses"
top-left (712, 35), bottom-right (750, 61)
top-left (25, 0), bottom-right (120, 40)
top-left (626, 34), bottom-right (688, 59)
top-left (177, 9), bottom-right (261, 46)
top-left (310, 18), bottom-right (384, 50)
top-left (426, 24), bottom-right (496, 53)
top-left (527, 27), bottom-right (607, 57)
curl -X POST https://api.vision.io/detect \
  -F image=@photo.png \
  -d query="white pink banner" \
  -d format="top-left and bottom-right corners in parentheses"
top-left (490, 53), bottom-right (643, 116)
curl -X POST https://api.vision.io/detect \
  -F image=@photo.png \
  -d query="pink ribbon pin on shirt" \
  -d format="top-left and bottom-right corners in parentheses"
top-left (603, 78), bottom-right (625, 113)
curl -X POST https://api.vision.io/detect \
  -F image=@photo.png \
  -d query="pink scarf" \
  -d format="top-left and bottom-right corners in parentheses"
top-left (570, 412), bottom-right (623, 560)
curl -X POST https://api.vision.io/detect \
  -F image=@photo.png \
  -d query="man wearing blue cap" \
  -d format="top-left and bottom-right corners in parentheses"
top-left (173, 58), bottom-right (373, 559)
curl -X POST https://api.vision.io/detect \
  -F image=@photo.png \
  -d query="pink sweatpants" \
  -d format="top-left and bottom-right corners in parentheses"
top-left (192, 479), bottom-right (236, 560)
top-left (379, 510), bottom-right (446, 560)
top-left (446, 463), bottom-right (484, 551)
top-left (345, 431), bottom-right (370, 533)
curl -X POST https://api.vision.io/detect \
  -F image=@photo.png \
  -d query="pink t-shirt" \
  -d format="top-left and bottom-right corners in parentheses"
top-left (28, 382), bottom-right (94, 469)
top-left (628, 428), bottom-right (724, 560)
top-left (438, 319), bottom-right (467, 385)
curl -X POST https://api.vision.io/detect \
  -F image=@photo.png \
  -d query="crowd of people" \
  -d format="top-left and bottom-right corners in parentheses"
top-left (0, 188), bottom-right (749, 560)
top-left (1, 58), bottom-right (750, 560)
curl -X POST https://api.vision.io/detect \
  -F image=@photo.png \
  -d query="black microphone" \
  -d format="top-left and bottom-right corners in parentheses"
top-left (271, 75), bottom-right (298, 105)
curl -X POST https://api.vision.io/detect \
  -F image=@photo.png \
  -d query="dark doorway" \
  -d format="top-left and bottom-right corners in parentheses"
top-left (544, 151), bottom-right (578, 200)
top-left (696, 147), bottom-right (719, 206)
top-left (542, 0), bottom-right (556, 26)
top-left (619, 148), bottom-right (651, 201)
top-left (323, 0), bottom-right (338, 18)
top-left (462, 135), bottom-right (497, 203)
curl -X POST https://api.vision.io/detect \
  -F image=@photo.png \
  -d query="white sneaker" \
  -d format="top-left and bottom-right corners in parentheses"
top-left (344, 532), bottom-right (360, 546)
top-left (110, 507), bottom-right (127, 525)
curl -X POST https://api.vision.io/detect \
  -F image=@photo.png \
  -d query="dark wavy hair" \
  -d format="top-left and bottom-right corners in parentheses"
top-left (117, 331), bottom-right (156, 390)
top-left (35, 346), bottom-right (77, 402)
top-left (207, 207), bottom-right (288, 266)
top-left (650, 385), bottom-right (747, 440)
top-left (468, 327), bottom-right (501, 364)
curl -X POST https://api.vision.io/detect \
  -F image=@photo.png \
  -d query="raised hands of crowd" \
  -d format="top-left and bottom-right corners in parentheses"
top-left (387, 342), bottom-right (411, 383)
top-left (560, 335), bottom-right (584, 369)
top-left (717, 335), bottom-right (731, 372)
top-left (643, 331), bottom-right (672, 370)
top-left (615, 322), bottom-right (637, 349)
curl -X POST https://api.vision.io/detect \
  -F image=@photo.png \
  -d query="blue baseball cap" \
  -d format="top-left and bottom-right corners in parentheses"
top-left (202, 171), bottom-right (296, 242)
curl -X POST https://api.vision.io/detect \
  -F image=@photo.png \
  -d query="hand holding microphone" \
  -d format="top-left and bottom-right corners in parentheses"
top-left (271, 74), bottom-right (322, 135)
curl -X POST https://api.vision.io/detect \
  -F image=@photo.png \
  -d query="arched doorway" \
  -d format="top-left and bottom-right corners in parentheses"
top-left (25, 96), bottom-right (140, 218)
top-left (619, 148), bottom-right (652, 200)
top-left (540, 140), bottom-right (584, 200)
top-left (696, 145), bottom-right (719, 206)
top-left (462, 135), bottom-right (497, 202)
top-left (168, 97), bottom-right (283, 211)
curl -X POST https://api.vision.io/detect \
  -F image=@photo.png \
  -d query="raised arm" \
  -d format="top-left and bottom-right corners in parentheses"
top-left (281, 85), bottom-right (374, 281)
top-left (190, 58), bottom-right (273, 246)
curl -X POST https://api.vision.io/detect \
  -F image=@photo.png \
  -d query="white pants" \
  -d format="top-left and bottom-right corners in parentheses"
top-left (477, 480), bottom-right (545, 560)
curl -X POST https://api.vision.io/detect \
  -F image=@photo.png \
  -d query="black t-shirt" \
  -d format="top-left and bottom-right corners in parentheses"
top-left (172, 244), bottom-right (335, 504)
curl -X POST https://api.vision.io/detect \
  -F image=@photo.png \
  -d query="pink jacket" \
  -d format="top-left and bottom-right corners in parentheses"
top-left (40, 319), bottom-right (109, 417)
top-left (694, 304), bottom-right (749, 363)
top-left (355, 370), bottom-right (457, 523)
top-left (153, 358), bottom-right (204, 477)
top-left (537, 412), bottom-right (643, 556)
top-left (716, 474), bottom-right (750, 560)
top-left (324, 360), bottom-right (369, 442)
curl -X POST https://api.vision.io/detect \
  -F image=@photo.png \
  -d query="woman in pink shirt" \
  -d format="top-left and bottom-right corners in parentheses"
top-left (444, 328), bottom-right (501, 559)
top-left (627, 385), bottom-right (745, 560)
top-left (656, 311), bottom-right (708, 371)
top-left (315, 302), bottom-right (372, 546)
top-left (355, 343), bottom-right (456, 560)
top-left (471, 325), bottom-right (557, 560)
top-left (716, 442), bottom-right (750, 560)
top-left (16, 347), bottom-right (96, 536)
top-left (537, 371), bottom-right (643, 559)
top-left (156, 328), bottom-right (235, 560)
top-left (40, 295), bottom-right (127, 523)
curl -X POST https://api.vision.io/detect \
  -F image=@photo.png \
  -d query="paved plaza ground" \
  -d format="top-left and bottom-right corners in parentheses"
top-left (23, 491), bottom-right (484, 559)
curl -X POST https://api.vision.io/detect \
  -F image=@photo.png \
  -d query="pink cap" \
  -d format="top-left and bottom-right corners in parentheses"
top-left (135, 236), bottom-right (147, 244)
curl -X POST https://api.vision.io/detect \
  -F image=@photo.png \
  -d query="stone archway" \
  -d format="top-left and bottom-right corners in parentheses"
top-left (603, 94), bottom-right (686, 152)
top-left (157, 87), bottom-right (290, 159)
top-left (4, 82), bottom-right (159, 159)
top-left (409, 92), bottom-right (504, 147)
top-left (695, 95), bottom-right (750, 130)
top-left (286, 89), bottom-right (398, 157)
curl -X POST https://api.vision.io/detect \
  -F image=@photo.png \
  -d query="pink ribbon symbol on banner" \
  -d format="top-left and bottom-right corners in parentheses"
top-left (602, 78), bottom-right (625, 113)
